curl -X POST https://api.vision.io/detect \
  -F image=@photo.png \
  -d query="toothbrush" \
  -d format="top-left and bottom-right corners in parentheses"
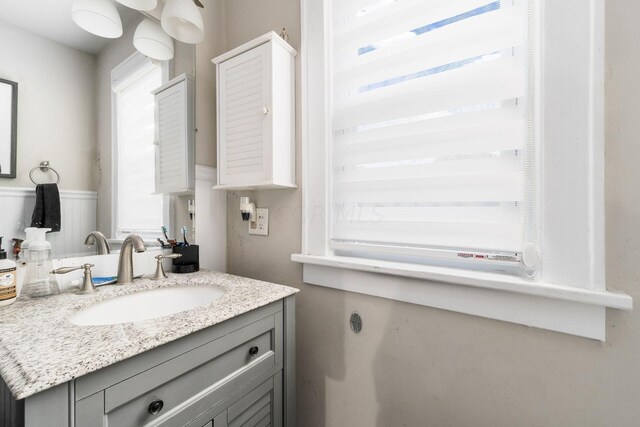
top-left (161, 226), bottom-right (170, 242)
top-left (181, 226), bottom-right (189, 246)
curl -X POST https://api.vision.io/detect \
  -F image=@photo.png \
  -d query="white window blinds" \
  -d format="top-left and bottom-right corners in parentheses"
top-left (330, 0), bottom-right (530, 264)
top-left (114, 60), bottom-right (164, 237)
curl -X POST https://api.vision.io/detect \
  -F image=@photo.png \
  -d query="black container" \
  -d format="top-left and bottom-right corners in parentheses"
top-left (172, 245), bottom-right (199, 273)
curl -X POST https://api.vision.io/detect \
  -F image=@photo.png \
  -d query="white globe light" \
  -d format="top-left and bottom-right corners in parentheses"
top-left (134, 19), bottom-right (174, 60)
top-left (161, 0), bottom-right (205, 44)
top-left (115, 0), bottom-right (157, 11)
top-left (71, 0), bottom-right (123, 39)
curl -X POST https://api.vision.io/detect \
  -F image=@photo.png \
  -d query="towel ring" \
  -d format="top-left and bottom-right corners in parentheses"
top-left (29, 161), bottom-right (60, 185)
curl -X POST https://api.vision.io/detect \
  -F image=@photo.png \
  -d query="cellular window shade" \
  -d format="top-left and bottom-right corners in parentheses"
top-left (115, 64), bottom-right (164, 235)
top-left (330, 0), bottom-right (529, 262)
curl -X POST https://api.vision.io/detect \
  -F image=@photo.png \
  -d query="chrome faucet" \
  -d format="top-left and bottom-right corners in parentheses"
top-left (84, 231), bottom-right (111, 255)
top-left (117, 235), bottom-right (146, 284)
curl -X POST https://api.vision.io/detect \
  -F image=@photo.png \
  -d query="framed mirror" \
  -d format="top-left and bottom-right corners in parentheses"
top-left (0, 78), bottom-right (17, 179)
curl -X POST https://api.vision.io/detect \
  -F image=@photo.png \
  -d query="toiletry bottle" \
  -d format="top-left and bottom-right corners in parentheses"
top-left (22, 228), bottom-right (60, 298)
top-left (0, 237), bottom-right (18, 306)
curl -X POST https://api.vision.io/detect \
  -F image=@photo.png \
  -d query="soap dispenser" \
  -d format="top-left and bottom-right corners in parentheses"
top-left (21, 228), bottom-right (60, 298)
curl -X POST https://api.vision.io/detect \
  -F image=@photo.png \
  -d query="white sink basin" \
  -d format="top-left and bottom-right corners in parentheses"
top-left (69, 286), bottom-right (225, 326)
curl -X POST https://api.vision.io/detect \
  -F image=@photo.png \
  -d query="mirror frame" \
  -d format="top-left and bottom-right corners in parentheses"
top-left (0, 77), bottom-right (18, 179)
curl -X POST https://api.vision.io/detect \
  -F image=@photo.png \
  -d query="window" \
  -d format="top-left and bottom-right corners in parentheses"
top-left (295, 0), bottom-right (632, 340)
top-left (330, 0), bottom-right (533, 274)
top-left (112, 53), bottom-right (168, 240)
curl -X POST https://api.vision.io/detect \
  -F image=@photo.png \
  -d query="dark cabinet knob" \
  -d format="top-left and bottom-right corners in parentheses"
top-left (148, 399), bottom-right (164, 415)
top-left (249, 346), bottom-right (259, 357)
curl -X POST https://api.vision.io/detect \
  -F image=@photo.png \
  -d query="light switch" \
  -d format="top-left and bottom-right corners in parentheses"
top-left (248, 208), bottom-right (269, 236)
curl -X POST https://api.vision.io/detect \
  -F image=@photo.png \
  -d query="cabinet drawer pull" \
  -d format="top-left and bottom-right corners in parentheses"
top-left (148, 399), bottom-right (164, 415)
top-left (249, 346), bottom-right (259, 357)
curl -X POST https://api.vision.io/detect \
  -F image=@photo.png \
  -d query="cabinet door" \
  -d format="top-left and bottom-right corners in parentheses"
top-left (226, 376), bottom-right (274, 427)
top-left (218, 43), bottom-right (272, 187)
top-left (155, 77), bottom-right (194, 193)
top-left (212, 411), bottom-right (226, 427)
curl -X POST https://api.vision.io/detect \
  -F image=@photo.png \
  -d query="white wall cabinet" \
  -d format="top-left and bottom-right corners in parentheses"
top-left (213, 32), bottom-right (296, 190)
top-left (153, 73), bottom-right (195, 194)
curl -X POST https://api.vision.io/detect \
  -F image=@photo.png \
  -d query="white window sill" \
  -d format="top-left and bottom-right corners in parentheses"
top-left (291, 254), bottom-right (633, 341)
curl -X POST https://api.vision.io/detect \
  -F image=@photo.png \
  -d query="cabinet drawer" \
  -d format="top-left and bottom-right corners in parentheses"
top-left (75, 302), bottom-right (283, 401)
top-left (104, 316), bottom-right (277, 427)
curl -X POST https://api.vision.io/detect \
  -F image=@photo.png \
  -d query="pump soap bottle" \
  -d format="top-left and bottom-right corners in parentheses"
top-left (22, 228), bottom-right (59, 298)
top-left (0, 237), bottom-right (18, 306)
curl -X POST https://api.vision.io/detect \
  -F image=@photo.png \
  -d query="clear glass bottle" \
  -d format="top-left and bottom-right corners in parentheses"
top-left (21, 228), bottom-right (59, 298)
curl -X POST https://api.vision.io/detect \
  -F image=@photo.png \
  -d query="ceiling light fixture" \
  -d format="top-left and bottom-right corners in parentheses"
top-left (71, 0), bottom-right (123, 39)
top-left (161, 0), bottom-right (205, 44)
top-left (115, 0), bottom-right (158, 11)
top-left (134, 19), bottom-right (174, 60)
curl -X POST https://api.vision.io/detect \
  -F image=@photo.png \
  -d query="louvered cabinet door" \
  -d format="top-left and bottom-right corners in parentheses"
top-left (218, 43), bottom-right (272, 187)
top-left (154, 75), bottom-right (195, 194)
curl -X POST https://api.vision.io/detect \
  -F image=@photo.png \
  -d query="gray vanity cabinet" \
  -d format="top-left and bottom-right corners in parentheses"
top-left (12, 296), bottom-right (295, 427)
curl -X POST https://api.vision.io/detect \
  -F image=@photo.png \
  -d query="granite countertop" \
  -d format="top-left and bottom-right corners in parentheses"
top-left (0, 270), bottom-right (298, 400)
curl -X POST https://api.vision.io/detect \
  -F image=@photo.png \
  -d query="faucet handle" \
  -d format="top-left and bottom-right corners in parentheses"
top-left (52, 264), bottom-right (97, 295)
top-left (151, 254), bottom-right (182, 280)
top-left (52, 263), bottom-right (95, 275)
top-left (155, 254), bottom-right (182, 260)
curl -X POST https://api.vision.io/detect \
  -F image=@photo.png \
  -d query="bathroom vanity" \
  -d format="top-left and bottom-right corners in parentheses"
top-left (0, 271), bottom-right (297, 427)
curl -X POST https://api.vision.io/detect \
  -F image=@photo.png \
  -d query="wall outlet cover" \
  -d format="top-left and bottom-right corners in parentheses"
top-left (248, 208), bottom-right (269, 236)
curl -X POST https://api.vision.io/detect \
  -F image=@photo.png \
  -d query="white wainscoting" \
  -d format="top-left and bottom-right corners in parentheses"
top-left (0, 187), bottom-right (97, 258)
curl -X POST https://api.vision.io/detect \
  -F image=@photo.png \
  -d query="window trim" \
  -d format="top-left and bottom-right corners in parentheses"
top-left (293, 0), bottom-right (632, 340)
top-left (110, 52), bottom-right (171, 241)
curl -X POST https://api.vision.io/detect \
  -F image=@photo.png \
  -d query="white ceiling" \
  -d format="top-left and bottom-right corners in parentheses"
top-left (0, 0), bottom-right (141, 55)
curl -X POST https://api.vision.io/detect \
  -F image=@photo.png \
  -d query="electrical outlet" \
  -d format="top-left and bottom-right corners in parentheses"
top-left (248, 208), bottom-right (269, 236)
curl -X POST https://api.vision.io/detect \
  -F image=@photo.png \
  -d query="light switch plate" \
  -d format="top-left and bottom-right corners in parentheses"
top-left (248, 208), bottom-right (269, 236)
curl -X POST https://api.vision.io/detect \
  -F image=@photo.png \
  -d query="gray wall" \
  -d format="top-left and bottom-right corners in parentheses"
top-left (223, 0), bottom-right (302, 283)
top-left (194, 0), bottom-right (226, 168)
top-left (0, 21), bottom-right (96, 191)
top-left (219, 0), bottom-right (640, 425)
